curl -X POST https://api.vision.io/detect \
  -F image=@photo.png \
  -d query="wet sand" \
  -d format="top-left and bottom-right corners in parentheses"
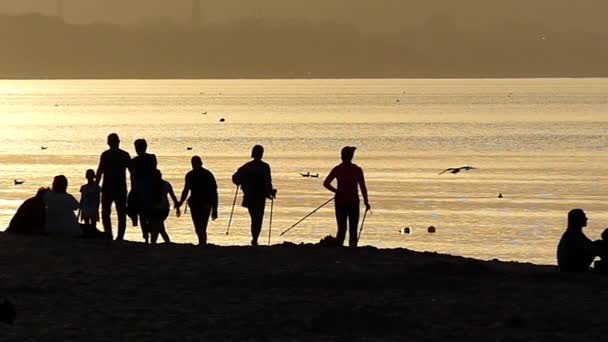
top-left (1, 233), bottom-right (607, 341)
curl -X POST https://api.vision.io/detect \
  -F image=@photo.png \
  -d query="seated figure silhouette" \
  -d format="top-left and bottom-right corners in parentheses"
top-left (5, 187), bottom-right (50, 235)
top-left (591, 228), bottom-right (608, 274)
top-left (557, 209), bottom-right (604, 273)
top-left (45, 175), bottom-right (108, 239)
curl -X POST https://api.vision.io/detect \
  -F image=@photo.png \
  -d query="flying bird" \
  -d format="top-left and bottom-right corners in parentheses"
top-left (438, 166), bottom-right (477, 175)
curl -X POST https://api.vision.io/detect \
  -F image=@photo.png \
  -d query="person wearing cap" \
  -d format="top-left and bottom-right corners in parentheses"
top-left (323, 146), bottom-right (371, 247)
top-left (232, 145), bottom-right (277, 246)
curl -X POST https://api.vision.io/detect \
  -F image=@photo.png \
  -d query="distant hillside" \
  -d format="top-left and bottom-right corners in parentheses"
top-left (1, 12), bottom-right (607, 78)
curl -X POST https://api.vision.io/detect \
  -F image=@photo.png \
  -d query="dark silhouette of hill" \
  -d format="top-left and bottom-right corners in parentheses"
top-left (1, 11), bottom-right (607, 78)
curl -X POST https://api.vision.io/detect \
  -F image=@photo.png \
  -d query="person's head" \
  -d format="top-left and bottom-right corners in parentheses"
top-left (251, 145), bottom-right (264, 160)
top-left (153, 168), bottom-right (163, 180)
top-left (191, 156), bottom-right (203, 169)
top-left (134, 139), bottom-right (148, 156)
top-left (107, 133), bottom-right (120, 149)
top-left (52, 175), bottom-right (68, 194)
top-left (341, 146), bottom-right (356, 163)
top-left (567, 209), bottom-right (588, 231)
top-left (85, 169), bottom-right (95, 182)
top-left (35, 187), bottom-right (50, 199)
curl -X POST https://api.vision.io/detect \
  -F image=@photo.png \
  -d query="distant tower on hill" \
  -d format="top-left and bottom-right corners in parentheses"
top-left (191, 0), bottom-right (201, 27)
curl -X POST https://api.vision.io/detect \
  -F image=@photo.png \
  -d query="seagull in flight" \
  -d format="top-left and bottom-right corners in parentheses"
top-left (438, 166), bottom-right (477, 175)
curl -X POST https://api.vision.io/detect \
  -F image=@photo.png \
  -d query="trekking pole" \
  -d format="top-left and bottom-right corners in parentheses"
top-left (357, 208), bottom-right (371, 243)
top-left (226, 185), bottom-right (239, 235)
top-left (280, 197), bottom-right (334, 237)
top-left (268, 198), bottom-right (274, 246)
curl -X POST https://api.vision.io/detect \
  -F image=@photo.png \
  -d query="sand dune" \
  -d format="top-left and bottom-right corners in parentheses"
top-left (1, 233), bottom-right (607, 340)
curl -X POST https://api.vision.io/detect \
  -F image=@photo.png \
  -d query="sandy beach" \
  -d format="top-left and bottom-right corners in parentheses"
top-left (1, 233), bottom-right (607, 341)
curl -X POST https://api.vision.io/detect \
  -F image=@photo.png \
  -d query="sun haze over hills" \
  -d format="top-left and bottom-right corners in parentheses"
top-left (1, 0), bottom-right (607, 78)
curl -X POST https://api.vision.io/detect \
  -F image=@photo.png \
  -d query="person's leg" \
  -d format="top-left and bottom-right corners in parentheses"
top-left (334, 204), bottom-right (348, 246)
top-left (347, 203), bottom-right (360, 248)
top-left (248, 202), bottom-right (265, 246)
top-left (190, 205), bottom-right (211, 245)
top-left (160, 222), bottom-right (170, 243)
top-left (101, 191), bottom-right (113, 239)
top-left (139, 213), bottom-right (150, 244)
top-left (115, 190), bottom-right (128, 241)
top-left (159, 208), bottom-right (170, 243)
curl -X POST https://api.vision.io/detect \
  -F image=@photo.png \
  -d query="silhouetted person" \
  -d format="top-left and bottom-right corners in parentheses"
top-left (79, 169), bottom-right (100, 229)
top-left (0, 297), bottom-right (15, 325)
top-left (129, 138), bottom-right (158, 243)
top-left (5, 187), bottom-right (50, 235)
top-left (149, 169), bottom-right (178, 244)
top-left (557, 209), bottom-right (604, 273)
top-left (232, 145), bottom-right (276, 246)
top-left (323, 146), bottom-right (371, 248)
top-left (96, 133), bottom-right (131, 240)
top-left (177, 156), bottom-right (219, 246)
top-left (591, 228), bottom-right (608, 274)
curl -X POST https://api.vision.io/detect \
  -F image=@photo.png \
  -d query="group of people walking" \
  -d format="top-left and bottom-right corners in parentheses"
top-left (7, 133), bottom-right (372, 248)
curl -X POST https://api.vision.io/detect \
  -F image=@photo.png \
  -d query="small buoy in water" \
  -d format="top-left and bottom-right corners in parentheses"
top-left (427, 226), bottom-right (436, 233)
top-left (219, 118), bottom-right (225, 122)
top-left (401, 227), bottom-right (411, 235)
top-left (187, 147), bottom-right (193, 150)
top-left (41, 146), bottom-right (48, 150)
top-left (498, 193), bottom-right (503, 198)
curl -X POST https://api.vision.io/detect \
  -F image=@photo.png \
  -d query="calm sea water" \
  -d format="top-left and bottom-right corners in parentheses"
top-left (0, 79), bottom-right (607, 264)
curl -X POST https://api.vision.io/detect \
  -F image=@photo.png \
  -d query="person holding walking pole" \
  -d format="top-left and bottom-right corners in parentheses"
top-left (176, 156), bottom-right (218, 246)
top-left (232, 145), bottom-right (277, 246)
top-left (323, 146), bottom-right (371, 248)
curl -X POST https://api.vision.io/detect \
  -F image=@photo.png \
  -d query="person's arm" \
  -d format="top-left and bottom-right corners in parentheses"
top-left (96, 154), bottom-right (104, 186)
top-left (358, 167), bottom-right (371, 211)
top-left (177, 173), bottom-right (191, 215)
top-left (232, 168), bottom-right (241, 186)
top-left (265, 164), bottom-right (276, 199)
top-left (167, 182), bottom-right (178, 208)
top-left (78, 189), bottom-right (83, 223)
top-left (211, 173), bottom-right (219, 220)
top-left (323, 168), bottom-right (337, 194)
top-left (151, 154), bottom-right (158, 169)
top-left (95, 186), bottom-right (101, 222)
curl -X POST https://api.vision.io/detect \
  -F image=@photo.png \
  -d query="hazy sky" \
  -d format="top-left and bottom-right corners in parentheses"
top-left (2, 0), bottom-right (607, 34)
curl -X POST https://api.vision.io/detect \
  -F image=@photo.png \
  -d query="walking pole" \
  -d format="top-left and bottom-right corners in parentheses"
top-left (226, 185), bottom-right (239, 235)
top-left (357, 208), bottom-right (370, 243)
top-left (280, 197), bottom-right (334, 237)
top-left (268, 198), bottom-right (274, 246)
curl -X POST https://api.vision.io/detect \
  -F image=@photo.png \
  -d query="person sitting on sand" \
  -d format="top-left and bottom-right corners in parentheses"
top-left (79, 169), bottom-right (101, 230)
top-left (177, 156), bottom-right (219, 246)
top-left (148, 169), bottom-right (178, 244)
top-left (557, 209), bottom-right (604, 273)
top-left (323, 146), bottom-right (371, 248)
top-left (45, 175), bottom-right (107, 239)
top-left (5, 187), bottom-right (50, 235)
